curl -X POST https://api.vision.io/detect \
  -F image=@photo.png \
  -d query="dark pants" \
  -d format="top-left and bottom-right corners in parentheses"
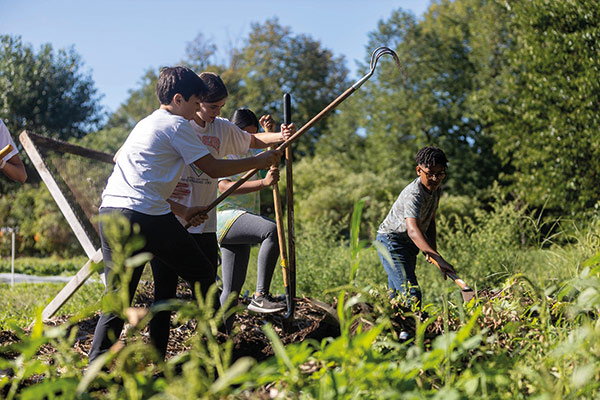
top-left (375, 232), bottom-right (422, 306)
top-left (88, 208), bottom-right (218, 363)
top-left (149, 232), bottom-right (219, 358)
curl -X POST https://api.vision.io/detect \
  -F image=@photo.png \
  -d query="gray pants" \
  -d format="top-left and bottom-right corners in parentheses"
top-left (219, 212), bottom-right (279, 307)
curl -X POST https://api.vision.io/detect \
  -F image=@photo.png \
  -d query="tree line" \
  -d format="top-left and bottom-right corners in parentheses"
top-left (0, 0), bottom-right (598, 256)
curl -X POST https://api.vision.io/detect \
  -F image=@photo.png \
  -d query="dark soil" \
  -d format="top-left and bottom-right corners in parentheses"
top-left (0, 284), bottom-right (523, 372)
top-left (0, 280), bottom-right (341, 364)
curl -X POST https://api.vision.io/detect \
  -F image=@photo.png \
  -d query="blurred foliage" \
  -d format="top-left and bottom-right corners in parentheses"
top-left (292, 154), bottom-right (402, 238)
top-left (9, 186), bottom-right (82, 256)
top-left (2, 206), bottom-right (600, 398)
top-left (0, 255), bottom-right (88, 276)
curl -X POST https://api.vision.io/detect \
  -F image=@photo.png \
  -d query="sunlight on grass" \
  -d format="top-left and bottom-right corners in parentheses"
top-left (0, 281), bottom-right (104, 329)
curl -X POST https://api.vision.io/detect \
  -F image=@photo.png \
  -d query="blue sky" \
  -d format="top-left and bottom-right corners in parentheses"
top-left (3, 0), bottom-right (429, 114)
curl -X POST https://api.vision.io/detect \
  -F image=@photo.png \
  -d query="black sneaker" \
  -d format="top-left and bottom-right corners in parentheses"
top-left (247, 293), bottom-right (286, 313)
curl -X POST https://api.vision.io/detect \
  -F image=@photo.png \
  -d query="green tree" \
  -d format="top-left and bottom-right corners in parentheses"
top-left (0, 35), bottom-right (104, 140)
top-left (185, 32), bottom-right (219, 73)
top-left (231, 18), bottom-right (350, 155)
top-left (358, 3), bottom-right (507, 195)
top-left (182, 32), bottom-right (245, 121)
top-left (111, 20), bottom-right (350, 157)
top-left (301, 2), bottom-right (513, 234)
top-left (488, 0), bottom-right (600, 215)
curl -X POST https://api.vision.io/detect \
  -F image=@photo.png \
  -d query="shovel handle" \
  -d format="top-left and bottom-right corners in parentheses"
top-left (0, 144), bottom-right (14, 160)
top-left (429, 256), bottom-right (472, 291)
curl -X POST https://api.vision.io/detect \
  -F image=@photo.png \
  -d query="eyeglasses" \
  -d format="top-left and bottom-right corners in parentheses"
top-left (418, 167), bottom-right (446, 180)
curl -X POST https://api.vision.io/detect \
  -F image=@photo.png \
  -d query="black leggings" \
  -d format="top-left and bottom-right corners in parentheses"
top-left (88, 208), bottom-right (217, 363)
top-left (150, 232), bottom-right (219, 357)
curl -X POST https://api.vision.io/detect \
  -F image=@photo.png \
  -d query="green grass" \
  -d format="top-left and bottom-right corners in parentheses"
top-left (0, 281), bottom-right (104, 329)
top-left (0, 256), bottom-right (89, 276)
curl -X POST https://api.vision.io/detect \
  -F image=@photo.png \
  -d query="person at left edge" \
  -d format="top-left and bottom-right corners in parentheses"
top-left (0, 119), bottom-right (27, 183)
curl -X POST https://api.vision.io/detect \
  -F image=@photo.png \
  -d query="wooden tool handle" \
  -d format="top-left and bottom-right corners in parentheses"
top-left (0, 144), bottom-right (14, 160)
top-left (184, 86), bottom-right (359, 229)
top-left (429, 256), bottom-right (472, 291)
top-left (283, 93), bottom-right (296, 311)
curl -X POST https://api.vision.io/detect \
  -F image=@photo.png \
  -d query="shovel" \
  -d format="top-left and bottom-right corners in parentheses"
top-left (283, 93), bottom-right (296, 322)
top-left (429, 257), bottom-right (475, 302)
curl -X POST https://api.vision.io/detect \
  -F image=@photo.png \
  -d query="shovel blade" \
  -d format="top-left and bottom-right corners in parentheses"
top-left (461, 289), bottom-right (476, 303)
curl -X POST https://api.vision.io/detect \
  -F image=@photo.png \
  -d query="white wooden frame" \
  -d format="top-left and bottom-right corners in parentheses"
top-left (19, 131), bottom-right (113, 320)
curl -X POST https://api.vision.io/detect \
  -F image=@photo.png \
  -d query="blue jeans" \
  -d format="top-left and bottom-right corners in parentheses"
top-left (376, 232), bottom-right (421, 306)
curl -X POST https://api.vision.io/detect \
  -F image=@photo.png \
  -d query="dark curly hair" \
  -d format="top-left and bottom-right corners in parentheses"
top-left (415, 146), bottom-right (448, 169)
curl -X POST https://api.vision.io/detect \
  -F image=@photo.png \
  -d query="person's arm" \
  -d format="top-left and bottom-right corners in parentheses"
top-left (1, 154), bottom-right (27, 183)
top-left (249, 123), bottom-right (296, 149)
top-left (166, 199), bottom-right (209, 226)
top-left (193, 149), bottom-right (281, 178)
top-left (406, 217), bottom-right (455, 279)
top-left (425, 211), bottom-right (437, 252)
top-left (218, 167), bottom-right (279, 195)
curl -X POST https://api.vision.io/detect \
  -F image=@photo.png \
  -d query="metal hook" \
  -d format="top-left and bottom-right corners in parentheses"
top-left (353, 46), bottom-right (402, 89)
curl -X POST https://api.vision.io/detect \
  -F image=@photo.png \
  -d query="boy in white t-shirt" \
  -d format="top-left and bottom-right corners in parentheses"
top-left (0, 119), bottom-right (27, 183)
top-left (89, 66), bottom-right (281, 363)
top-left (162, 72), bottom-right (294, 322)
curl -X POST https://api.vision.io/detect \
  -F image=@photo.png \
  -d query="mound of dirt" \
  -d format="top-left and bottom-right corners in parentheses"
top-left (0, 280), bottom-right (341, 363)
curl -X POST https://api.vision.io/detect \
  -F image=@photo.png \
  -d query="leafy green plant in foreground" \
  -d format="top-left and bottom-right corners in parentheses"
top-left (1, 204), bottom-right (600, 399)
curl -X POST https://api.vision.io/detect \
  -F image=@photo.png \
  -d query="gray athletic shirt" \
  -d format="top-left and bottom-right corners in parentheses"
top-left (377, 177), bottom-right (441, 241)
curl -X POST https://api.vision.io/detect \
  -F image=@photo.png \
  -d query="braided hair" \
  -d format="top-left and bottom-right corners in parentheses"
top-left (415, 146), bottom-right (448, 169)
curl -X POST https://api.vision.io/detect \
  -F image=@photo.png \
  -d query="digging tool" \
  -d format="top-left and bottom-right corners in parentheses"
top-left (429, 257), bottom-right (475, 302)
top-left (0, 144), bottom-right (14, 161)
top-left (283, 93), bottom-right (296, 322)
top-left (263, 106), bottom-right (295, 322)
top-left (272, 173), bottom-right (290, 316)
top-left (183, 46), bottom-right (402, 228)
top-left (262, 107), bottom-right (293, 323)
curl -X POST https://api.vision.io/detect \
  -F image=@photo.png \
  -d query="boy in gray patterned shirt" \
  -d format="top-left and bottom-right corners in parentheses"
top-left (376, 146), bottom-right (457, 307)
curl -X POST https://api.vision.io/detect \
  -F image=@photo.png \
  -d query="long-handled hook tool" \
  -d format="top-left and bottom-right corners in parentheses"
top-left (184, 47), bottom-right (402, 228)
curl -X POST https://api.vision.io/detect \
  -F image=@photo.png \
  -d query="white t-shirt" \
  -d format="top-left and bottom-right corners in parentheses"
top-left (100, 109), bottom-right (211, 215)
top-left (0, 119), bottom-right (20, 161)
top-left (173, 117), bottom-right (252, 234)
